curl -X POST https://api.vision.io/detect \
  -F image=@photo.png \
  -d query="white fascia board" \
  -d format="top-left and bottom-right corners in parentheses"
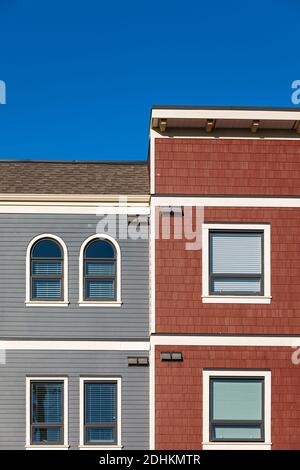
top-left (0, 340), bottom-right (150, 351)
top-left (151, 108), bottom-right (300, 122)
top-left (0, 205), bottom-right (150, 215)
top-left (151, 196), bottom-right (300, 208)
top-left (150, 335), bottom-right (300, 347)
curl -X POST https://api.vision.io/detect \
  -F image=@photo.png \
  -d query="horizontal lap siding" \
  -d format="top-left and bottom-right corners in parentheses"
top-left (155, 345), bottom-right (300, 450)
top-left (155, 139), bottom-right (300, 195)
top-left (156, 207), bottom-right (300, 334)
top-left (0, 350), bottom-right (149, 449)
top-left (0, 214), bottom-right (149, 338)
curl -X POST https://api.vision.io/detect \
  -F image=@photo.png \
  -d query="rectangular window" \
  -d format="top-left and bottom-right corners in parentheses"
top-left (210, 377), bottom-right (264, 441)
top-left (26, 377), bottom-right (68, 448)
top-left (202, 224), bottom-right (271, 304)
top-left (80, 378), bottom-right (121, 448)
top-left (209, 231), bottom-right (263, 295)
top-left (202, 370), bottom-right (271, 450)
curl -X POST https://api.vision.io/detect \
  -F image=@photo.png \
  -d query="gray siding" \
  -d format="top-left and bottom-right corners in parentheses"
top-left (0, 214), bottom-right (149, 338)
top-left (0, 350), bottom-right (149, 450)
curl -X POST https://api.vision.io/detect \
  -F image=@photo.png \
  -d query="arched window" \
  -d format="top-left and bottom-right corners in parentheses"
top-left (26, 234), bottom-right (68, 304)
top-left (79, 235), bottom-right (121, 305)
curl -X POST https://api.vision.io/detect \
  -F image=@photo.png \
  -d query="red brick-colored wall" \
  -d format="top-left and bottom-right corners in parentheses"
top-left (155, 345), bottom-right (300, 450)
top-left (155, 139), bottom-right (300, 195)
top-left (156, 206), bottom-right (300, 334)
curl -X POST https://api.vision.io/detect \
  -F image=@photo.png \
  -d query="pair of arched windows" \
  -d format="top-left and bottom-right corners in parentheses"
top-left (26, 234), bottom-right (120, 305)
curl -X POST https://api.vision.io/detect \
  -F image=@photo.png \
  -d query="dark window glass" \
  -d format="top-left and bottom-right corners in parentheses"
top-left (83, 239), bottom-right (116, 301)
top-left (84, 382), bottom-right (117, 445)
top-left (30, 238), bottom-right (63, 300)
top-left (31, 381), bottom-right (64, 445)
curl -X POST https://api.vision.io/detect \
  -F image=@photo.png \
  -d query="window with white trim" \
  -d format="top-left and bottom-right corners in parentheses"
top-left (202, 224), bottom-right (271, 304)
top-left (26, 377), bottom-right (68, 448)
top-left (79, 235), bottom-right (121, 306)
top-left (202, 370), bottom-right (271, 450)
top-left (26, 234), bottom-right (69, 306)
top-left (79, 377), bottom-right (122, 448)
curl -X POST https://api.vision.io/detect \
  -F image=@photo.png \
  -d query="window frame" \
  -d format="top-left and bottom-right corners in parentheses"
top-left (208, 229), bottom-right (264, 297)
top-left (79, 234), bottom-right (122, 307)
top-left (209, 376), bottom-right (265, 442)
top-left (202, 223), bottom-right (271, 304)
top-left (83, 243), bottom-right (117, 302)
top-left (79, 377), bottom-right (122, 450)
top-left (26, 376), bottom-right (69, 450)
top-left (202, 370), bottom-right (271, 450)
top-left (25, 234), bottom-right (69, 307)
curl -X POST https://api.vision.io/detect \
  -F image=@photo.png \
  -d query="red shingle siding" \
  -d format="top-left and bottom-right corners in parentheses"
top-left (156, 207), bottom-right (300, 334)
top-left (155, 346), bottom-right (300, 450)
top-left (155, 139), bottom-right (300, 195)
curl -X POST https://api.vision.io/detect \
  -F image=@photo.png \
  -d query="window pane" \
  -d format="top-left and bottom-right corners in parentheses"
top-left (85, 382), bottom-right (116, 425)
top-left (32, 279), bottom-right (61, 299)
top-left (32, 239), bottom-right (62, 258)
top-left (32, 382), bottom-right (63, 424)
top-left (85, 261), bottom-right (115, 276)
top-left (85, 240), bottom-right (115, 258)
top-left (32, 427), bottom-right (62, 444)
top-left (211, 232), bottom-right (262, 274)
top-left (212, 379), bottom-right (263, 421)
top-left (32, 261), bottom-right (62, 275)
top-left (86, 427), bottom-right (115, 444)
top-left (86, 279), bottom-right (114, 299)
top-left (212, 277), bottom-right (261, 294)
top-left (212, 425), bottom-right (262, 440)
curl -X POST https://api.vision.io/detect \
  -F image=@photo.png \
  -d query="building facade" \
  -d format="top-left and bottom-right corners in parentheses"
top-left (0, 161), bottom-right (150, 449)
top-left (149, 106), bottom-right (300, 450)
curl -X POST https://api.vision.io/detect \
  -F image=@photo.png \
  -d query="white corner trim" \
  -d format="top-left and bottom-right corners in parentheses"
top-left (25, 301), bottom-right (70, 307)
top-left (150, 129), bottom-right (156, 194)
top-left (202, 223), bottom-right (271, 304)
top-left (202, 296), bottom-right (271, 304)
top-left (78, 301), bottom-right (122, 308)
top-left (150, 198), bottom-right (156, 334)
top-left (79, 234), bottom-right (121, 305)
top-left (149, 343), bottom-right (155, 450)
top-left (26, 376), bottom-right (68, 449)
top-left (202, 370), bottom-right (271, 450)
top-left (25, 233), bottom-right (69, 304)
top-left (79, 377), bottom-right (122, 449)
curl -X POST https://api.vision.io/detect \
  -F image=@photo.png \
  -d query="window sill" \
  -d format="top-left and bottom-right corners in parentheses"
top-left (78, 301), bottom-right (122, 308)
top-left (78, 445), bottom-right (123, 450)
top-left (202, 296), bottom-right (272, 304)
top-left (26, 445), bottom-right (69, 450)
top-left (202, 442), bottom-right (271, 450)
top-left (25, 301), bottom-right (70, 307)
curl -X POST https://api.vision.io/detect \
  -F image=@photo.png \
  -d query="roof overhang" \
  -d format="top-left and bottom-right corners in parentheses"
top-left (150, 106), bottom-right (300, 134)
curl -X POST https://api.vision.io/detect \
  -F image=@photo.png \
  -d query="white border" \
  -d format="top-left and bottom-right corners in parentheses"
top-left (25, 376), bottom-right (69, 450)
top-left (0, 340), bottom-right (150, 350)
top-left (78, 234), bottom-right (122, 307)
top-left (202, 224), bottom-right (271, 304)
top-left (151, 196), bottom-right (300, 208)
top-left (202, 370), bottom-right (271, 450)
top-left (25, 234), bottom-right (69, 306)
top-left (79, 377), bottom-right (122, 450)
top-left (151, 108), bottom-right (300, 121)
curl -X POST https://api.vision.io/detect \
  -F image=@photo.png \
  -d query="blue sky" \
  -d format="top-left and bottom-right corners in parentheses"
top-left (0, 0), bottom-right (299, 161)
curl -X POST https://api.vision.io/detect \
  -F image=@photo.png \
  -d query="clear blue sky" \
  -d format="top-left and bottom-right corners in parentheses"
top-left (0, 0), bottom-right (299, 161)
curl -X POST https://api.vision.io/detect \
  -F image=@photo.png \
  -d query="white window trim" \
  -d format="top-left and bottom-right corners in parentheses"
top-left (202, 223), bottom-right (271, 304)
top-left (202, 370), bottom-right (271, 450)
top-left (79, 234), bottom-right (122, 307)
top-left (25, 234), bottom-right (69, 306)
top-left (79, 377), bottom-right (122, 450)
top-left (25, 376), bottom-right (69, 450)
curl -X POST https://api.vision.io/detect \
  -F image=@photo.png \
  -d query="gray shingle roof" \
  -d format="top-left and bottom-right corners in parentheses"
top-left (0, 161), bottom-right (149, 195)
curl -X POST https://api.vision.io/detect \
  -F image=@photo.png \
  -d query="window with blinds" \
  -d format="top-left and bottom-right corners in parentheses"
top-left (30, 238), bottom-right (63, 300)
top-left (83, 239), bottom-right (116, 301)
top-left (209, 231), bottom-right (263, 295)
top-left (84, 381), bottom-right (117, 445)
top-left (30, 381), bottom-right (64, 445)
top-left (209, 377), bottom-right (264, 441)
